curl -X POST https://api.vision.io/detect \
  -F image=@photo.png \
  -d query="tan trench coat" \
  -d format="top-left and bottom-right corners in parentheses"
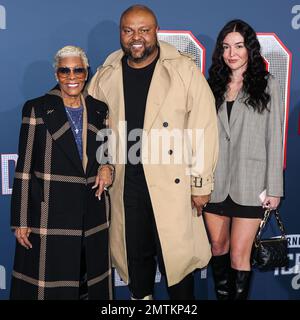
top-left (88, 41), bottom-right (218, 286)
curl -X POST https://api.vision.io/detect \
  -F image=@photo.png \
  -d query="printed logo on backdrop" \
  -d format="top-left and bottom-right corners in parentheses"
top-left (0, 265), bottom-right (6, 290)
top-left (291, 5), bottom-right (300, 30)
top-left (1, 154), bottom-right (18, 195)
top-left (0, 5), bottom-right (6, 30)
top-left (274, 234), bottom-right (300, 290)
top-left (256, 34), bottom-right (291, 168)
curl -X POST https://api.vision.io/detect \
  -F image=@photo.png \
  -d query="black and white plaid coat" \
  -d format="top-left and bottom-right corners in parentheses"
top-left (10, 87), bottom-right (112, 300)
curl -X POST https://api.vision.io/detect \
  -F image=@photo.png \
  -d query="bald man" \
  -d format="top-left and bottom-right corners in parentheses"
top-left (89, 5), bottom-right (218, 300)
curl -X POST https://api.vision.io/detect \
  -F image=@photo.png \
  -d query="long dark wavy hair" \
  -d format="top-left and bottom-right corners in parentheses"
top-left (208, 19), bottom-right (270, 112)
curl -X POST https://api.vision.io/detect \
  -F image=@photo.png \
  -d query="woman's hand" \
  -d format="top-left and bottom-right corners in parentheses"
top-left (92, 165), bottom-right (114, 200)
top-left (262, 196), bottom-right (280, 210)
top-left (15, 227), bottom-right (32, 249)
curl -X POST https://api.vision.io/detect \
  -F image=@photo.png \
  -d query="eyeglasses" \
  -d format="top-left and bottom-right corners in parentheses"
top-left (57, 67), bottom-right (87, 78)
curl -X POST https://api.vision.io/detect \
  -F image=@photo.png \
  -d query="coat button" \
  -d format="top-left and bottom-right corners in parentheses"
top-left (168, 149), bottom-right (173, 155)
top-left (175, 178), bottom-right (180, 184)
top-left (226, 136), bottom-right (230, 141)
top-left (163, 122), bottom-right (168, 127)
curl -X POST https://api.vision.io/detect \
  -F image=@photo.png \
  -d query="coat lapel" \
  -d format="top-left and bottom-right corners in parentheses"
top-left (218, 91), bottom-right (245, 135)
top-left (143, 61), bottom-right (170, 132)
top-left (218, 102), bottom-right (230, 137)
top-left (42, 91), bottom-right (84, 175)
top-left (85, 104), bottom-right (104, 176)
top-left (81, 94), bottom-right (88, 173)
top-left (229, 91), bottom-right (244, 128)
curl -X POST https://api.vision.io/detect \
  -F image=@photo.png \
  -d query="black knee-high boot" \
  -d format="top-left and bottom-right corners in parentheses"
top-left (210, 253), bottom-right (231, 300)
top-left (230, 268), bottom-right (252, 300)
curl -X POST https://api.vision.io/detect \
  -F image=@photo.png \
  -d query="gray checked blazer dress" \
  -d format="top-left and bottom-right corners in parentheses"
top-left (210, 76), bottom-right (284, 207)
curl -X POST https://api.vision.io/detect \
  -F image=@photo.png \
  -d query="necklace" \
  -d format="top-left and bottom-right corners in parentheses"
top-left (65, 106), bottom-right (83, 135)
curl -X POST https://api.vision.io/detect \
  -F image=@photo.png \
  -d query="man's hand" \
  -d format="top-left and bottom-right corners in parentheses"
top-left (92, 165), bottom-right (114, 200)
top-left (15, 227), bottom-right (32, 249)
top-left (191, 194), bottom-right (210, 216)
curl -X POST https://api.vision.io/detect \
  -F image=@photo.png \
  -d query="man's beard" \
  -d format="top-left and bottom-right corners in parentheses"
top-left (121, 41), bottom-right (158, 64)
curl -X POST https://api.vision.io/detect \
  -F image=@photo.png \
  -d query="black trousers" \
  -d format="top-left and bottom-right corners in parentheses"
top-left (124, 167), bottom-right (194, 300)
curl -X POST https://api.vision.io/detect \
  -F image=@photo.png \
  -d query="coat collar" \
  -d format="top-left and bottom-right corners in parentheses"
top-left (43, 86), bottom-right (96, 176)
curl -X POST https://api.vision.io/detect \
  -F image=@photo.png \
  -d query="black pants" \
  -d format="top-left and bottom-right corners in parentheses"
top-left (124, 168), bottom-right (194, 300)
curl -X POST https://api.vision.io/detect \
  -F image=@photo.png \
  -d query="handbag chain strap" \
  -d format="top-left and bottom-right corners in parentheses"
top-left (254, 209), bottom-right (287, 246)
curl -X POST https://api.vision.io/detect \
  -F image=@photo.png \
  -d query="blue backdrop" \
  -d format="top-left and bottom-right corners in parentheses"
top-left (0, 0), bottom-right (299, 300)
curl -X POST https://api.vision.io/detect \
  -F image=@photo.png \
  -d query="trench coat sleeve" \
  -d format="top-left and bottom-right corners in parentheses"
top-left (186, 65), bottom-right (219, 196)
top-left (266, 77), bottom-right (284, 197)
top-left (11, 102), bottom-right (36, 228)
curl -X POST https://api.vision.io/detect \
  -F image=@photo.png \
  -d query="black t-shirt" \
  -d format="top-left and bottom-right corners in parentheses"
top-left (227, 100), bottom-right (234, 121)
top-left (122, 53), bottom-right (159, 177)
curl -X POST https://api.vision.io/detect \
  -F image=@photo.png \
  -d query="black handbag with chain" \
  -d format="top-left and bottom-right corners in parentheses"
top-left (251, 209), bottom-right (289, 271)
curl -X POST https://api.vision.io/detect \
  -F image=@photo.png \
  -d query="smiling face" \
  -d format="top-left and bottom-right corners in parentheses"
top-left (120, 9), bottom-right (158, 68)
top-left (222, 32), bottom-right (248, 72)
top-left (56, 56), bottom-right (87, 104)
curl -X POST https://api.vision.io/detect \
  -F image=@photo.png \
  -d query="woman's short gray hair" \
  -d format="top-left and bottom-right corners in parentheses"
top-left (53, 45), bottom-right (89, 69)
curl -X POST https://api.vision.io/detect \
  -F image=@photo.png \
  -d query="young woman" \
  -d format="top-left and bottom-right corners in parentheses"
top-left (204, 20), bottom-right (284, 300)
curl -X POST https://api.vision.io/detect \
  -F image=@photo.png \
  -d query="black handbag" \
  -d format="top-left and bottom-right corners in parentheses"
top-left (251, 209), bottom-right (289, 271)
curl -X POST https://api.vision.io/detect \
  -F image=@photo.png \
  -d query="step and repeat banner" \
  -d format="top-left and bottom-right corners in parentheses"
top-left (0, 0), bottom-right (299, 300)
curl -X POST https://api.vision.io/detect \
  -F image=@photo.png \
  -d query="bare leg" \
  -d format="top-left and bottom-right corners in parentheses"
top-left (204, 212), bottom-right (231, 299)
top-left (230, 217), bottom-right (261, 270)
top-left (204, 212), bottom-right (231, 255)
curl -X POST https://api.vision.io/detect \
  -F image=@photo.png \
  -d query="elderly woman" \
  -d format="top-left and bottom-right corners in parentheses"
top-left (10, 45), bottom-right (113, 300)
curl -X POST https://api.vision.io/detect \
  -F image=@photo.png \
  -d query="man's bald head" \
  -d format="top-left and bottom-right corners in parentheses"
top-left (119, 4), bottom-right (159, 68)
top-left (120, 4), bottom-right (158, 28)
